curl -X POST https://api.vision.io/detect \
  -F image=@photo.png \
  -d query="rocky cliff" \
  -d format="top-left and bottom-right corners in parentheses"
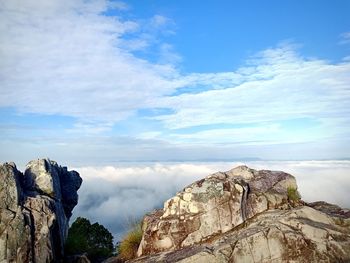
top-left (132, 166), bottom-right (350, 262)
top-left (0, 159), bottom-right (82, 263)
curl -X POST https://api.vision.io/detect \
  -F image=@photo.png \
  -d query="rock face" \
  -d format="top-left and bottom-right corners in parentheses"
top-left (0, 159), bottom-right (82, 263)
top-left (134, 165), bottom-right (350, 262)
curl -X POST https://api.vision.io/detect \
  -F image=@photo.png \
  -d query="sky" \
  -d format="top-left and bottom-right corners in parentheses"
top-left (0, 0), bottom-right (350, 166)
top-left (1, 0), bottom-right (350, 241)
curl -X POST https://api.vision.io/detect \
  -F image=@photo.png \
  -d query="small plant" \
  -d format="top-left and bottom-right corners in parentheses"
top-left (334, 218), bottom-right (350, 227)
top-left (118, 222), bottom-right (143, 261)
top-left (287, 186), bottom-right (301, 201)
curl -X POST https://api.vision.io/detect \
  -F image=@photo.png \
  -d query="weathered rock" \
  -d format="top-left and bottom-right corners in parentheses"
top-left (134, 166), bottom-right (350, 262)
top-left (133, 206), bottom-right (350, 263)
top-left (137, 166), bottom-right (299, 257)
top-left (0, 159), bottom-right (82, 263)
top-left (0, 162), bottom-right (32, 262)
top-left (308, 201), bottom-right (350, 218)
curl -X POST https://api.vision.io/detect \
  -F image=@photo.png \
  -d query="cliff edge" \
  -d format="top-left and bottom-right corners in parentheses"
top-left (0, 159), bottom-right (82, 263)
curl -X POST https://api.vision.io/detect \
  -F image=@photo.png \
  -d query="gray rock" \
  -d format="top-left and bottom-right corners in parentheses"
top-left (137, 165), bottom-right (299, 257)
top-left (307, 201), bottom-right (350, 218)
top-left (0, 159), bottom-right (82, 263)
top-left (134, 166), bottom-right (350, 262)
top-left (0, 163), bottom-right (32, 263)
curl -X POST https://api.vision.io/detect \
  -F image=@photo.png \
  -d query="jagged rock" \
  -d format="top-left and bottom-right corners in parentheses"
top-left (137, 166), bottom-right (299, 256)
top-left (134, 166), bottom-right (350, 262)
top-left (0, 162), bottom-right (32, 262)
top-left (0, 159), bottom-right (82, 263)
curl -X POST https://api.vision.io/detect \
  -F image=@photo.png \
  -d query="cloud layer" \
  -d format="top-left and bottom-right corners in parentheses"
top-left (157, 45), bottom-right (350, 131)
top-left (72, 161), bottom-right (350, 240)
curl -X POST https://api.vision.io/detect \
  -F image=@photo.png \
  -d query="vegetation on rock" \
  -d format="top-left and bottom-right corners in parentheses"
top-left (334, 217), bottom-right (350, 228)
top-left (287, 186), bottom-right (301, 201)
top-left (65, 217), bottom-right (114, 262)
top-left (117, 222), bottom-right (143, 261)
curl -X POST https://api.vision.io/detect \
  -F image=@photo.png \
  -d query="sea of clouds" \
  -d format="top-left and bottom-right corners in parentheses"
top-left (71, 160), bottom-right (350, 241)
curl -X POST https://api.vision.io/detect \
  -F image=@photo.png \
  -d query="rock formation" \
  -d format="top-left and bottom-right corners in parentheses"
top-left (133, 165), bottom-right (350, 262)
top-left (0, 159), bottom-right (82, 263)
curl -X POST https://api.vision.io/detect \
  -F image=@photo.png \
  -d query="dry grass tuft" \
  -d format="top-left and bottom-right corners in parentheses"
top-left (118, 222), bottom-right (143, 261)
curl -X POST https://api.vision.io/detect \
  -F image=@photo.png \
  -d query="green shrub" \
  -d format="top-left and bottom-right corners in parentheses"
top-left (65, 217), bottom-right (114, 262)
top-left (118, 222), bottom-right (143, 261)
top-left (287, 186), bottom-right (301, 201)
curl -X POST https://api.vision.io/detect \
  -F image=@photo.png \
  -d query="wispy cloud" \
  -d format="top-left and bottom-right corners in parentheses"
top-left (3, 1), bottom-right (349, 134)
top-left (0, 0), bottom-right (178, 126)
top-left (155, 45), bottom-right (350, 130)
top-left (0, 0), bottom-right (349, 161)
top-left (158, 43), bottom-right (182, 65)
top-left (166, 123), bottom-right (323, 145)
top-left (339, 31), bottom-right (350, 45)
top-left (72, 161), bottom-right (350, 239)
top-left (150, 15), bottom-right (173, 30)
top-left (108, 1), bottom-right (129, 11)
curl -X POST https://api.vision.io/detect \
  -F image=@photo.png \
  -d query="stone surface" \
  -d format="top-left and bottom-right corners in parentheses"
top-left (133, 165), bottom-right (350, 262)
top-left (0, 159), bottom-right (82, 263)
top-left (137, 165), bottom-right (299, 257)
top-left (308, 201), bottom-right (350, 218)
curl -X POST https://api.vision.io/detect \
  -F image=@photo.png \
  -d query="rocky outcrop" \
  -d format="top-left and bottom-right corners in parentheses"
top-left (134, 165), bottom-right (350, 262)
top-left (0, 159), bottom-right (82, 263)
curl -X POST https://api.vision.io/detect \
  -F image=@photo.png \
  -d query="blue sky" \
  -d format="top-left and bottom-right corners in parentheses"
top-left (1, 0), bottom-right (350, 167)
top-left (125, 0), bottom-right (350, 72)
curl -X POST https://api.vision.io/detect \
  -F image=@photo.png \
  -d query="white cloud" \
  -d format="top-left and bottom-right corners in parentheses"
top-left (340, 32), bottom-right (350, 45)
top-left (1, 2), bottom-right (349, 140)
top-left (158, 43), bottom-right (182, 65)
top-left (72, 161), bottom-right (350, 240)
top-left (0, 1), bottom-right (349, 161)
top-left (0, 0), bottom-right (178, 126)
top-left (150, 15), bottom-right (171, 28)
top-left (167, 124), bottom-right (322, 145)
top-left (108, 1), bottom-right (129, 11)
top-left (155, 45), bottom-right (350, 130)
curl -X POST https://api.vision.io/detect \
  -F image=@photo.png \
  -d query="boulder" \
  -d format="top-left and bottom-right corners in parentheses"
top-left (0, 159), bottom-right (82, 263)
top-left (137, 166), bottom-right (299, 256)
top-left (134, 165), bottom-right (350, 262)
